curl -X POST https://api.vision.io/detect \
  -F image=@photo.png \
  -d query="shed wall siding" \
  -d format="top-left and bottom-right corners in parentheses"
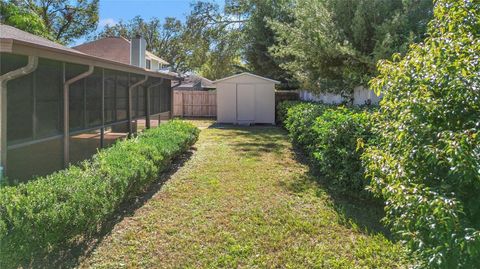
top-left (254, 84), bottom-right (275, 124)
top-left (216, 83), bottom-right (236, 123)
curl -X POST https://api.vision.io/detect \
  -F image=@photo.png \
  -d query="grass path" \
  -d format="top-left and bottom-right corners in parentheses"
top-left (80, 121), bottom-right (408, 268)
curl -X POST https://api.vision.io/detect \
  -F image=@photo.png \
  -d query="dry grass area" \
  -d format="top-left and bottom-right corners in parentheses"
top-left (80, 120), bottom-right (409, 268)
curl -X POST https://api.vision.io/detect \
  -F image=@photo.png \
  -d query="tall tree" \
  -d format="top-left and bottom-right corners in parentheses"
top-left (183, 0), bottom-right (298, 84)
top-left (270, 0), bottom-right (433, 93)
top-left (9, 0), bottom-right (99, 45)
top-left (181, 1), bottom-right (247, 79)
top-left (242, 0), bottom-right (297, 89)
top-left (0, 2), bottom-right (51, 39)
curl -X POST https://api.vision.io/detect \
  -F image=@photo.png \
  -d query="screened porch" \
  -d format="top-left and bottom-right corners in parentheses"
top-left (1, 53), bottom-right (173, 182)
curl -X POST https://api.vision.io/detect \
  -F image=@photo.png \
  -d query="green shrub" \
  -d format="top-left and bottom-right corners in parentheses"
top-left (311, 107), bottom-right (373, 196)
top-left (278, 101), bottom-right (373, 197)
top-left (276, 100), bottom-right (300, 124)
top-left (282, 102), bottom-right (331, 153)
top-left (0, 120), bottom-right (199, 266)
top-left (363, 0), bottom-right (480, 267)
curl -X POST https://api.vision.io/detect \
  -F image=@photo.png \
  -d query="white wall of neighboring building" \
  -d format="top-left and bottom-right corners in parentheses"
top-left (352, 86), bottom-right (383, 105)
top-left (299, 90), bottom-right (344, 104)
top-left (298, 86), bottom-right (382, 105)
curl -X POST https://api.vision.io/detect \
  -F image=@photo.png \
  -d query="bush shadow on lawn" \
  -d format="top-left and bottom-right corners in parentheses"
top-left (29, 149), bottom-right (196, 269)
top-left (287, 143), bottom-right (390, 238)
top-left (210, 123), bottom-right (390, 238)
top-left (208, 123), bottom-right (285, 158)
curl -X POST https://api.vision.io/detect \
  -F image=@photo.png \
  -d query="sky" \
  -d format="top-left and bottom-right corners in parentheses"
top-left (73, 0), bottom-right (223, 45)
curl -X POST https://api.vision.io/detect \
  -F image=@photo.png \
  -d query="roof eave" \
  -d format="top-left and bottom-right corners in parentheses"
top-left (2, 38), bottom-right (181, 80)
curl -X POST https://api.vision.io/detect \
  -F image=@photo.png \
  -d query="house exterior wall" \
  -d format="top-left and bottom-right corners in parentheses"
top-left (151, 59), bottom-right (160, 71)
top-left (73, 37), bottom-right (131, 65)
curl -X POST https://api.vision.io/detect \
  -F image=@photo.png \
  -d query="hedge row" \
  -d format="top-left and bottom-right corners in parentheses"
top-left (0, 120), bottom-right (199, 266)
top-left (277, 101), bottom-right (373, 198)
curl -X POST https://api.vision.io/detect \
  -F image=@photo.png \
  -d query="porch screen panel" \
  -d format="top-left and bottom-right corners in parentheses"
top-left (1, 53), bottom-right (28, 75)
top-left (131, 86), bottom-right (138, 119)
top-left (103, 122), bottom-right (129, 147)
top-left (70, 129), bottom-right (101, 164)
top-left (35, 58), bottom-right (63, 138)
top-left (86, 68), bottom-right (102, 127)
top-left (104, 70), bottom-right (116, 123)
top-left (138, 86), bottom-right (146, 117)
top-left (7, 73), bottom-right (33, 144)
top-left (69, 79), bottom-right (85, 131)
top-left (150, 83), bottom-right (161, 115)
top-left (7, 138), bottom-right (63, 183)
top-left (159, 79), bottom-right (171, 113)
top-left (115, 72), bottom-right (128, 121)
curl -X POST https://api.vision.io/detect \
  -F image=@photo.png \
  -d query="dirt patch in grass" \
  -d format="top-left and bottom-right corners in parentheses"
top-left (79, 121), bottom-right (409, 268)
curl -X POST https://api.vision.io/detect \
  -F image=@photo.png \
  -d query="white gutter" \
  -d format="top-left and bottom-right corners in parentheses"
top-left (63, 65), bottom-right (94, 167)
top-left (128, 75), bottom-right (149, 135)
top-left (0, 55), bottom-right (38, 179)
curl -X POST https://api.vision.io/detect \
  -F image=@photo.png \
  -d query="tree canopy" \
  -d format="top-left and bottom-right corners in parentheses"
top-left (3, 0), bottom-right (99, 45)
top-left (269, 0), bottom-right (433, 93)
top-left (3, 0), bottom-right (434, 89)
top-left (0, 2), bottom-right (51, 39)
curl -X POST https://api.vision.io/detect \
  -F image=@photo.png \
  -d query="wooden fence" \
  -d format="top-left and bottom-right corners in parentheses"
top-left (173, 90), bottom-right (217, 117)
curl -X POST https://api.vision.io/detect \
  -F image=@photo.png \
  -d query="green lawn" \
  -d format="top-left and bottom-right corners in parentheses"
top-left (80, 121), bottom-right (409, 268)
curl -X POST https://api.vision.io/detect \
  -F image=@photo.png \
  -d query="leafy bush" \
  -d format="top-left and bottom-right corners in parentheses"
top-left (0, 120), bottom-right (199, 266)
top-left (311, 107), bottom-right (373, 196)
top-left (278, 101), bottom-right (373, 197)
top-left (276, 100), bottom-right (300, 125)
top-left (363, 0), bottom-right (480, 268)
top-left (282, 102), bottom-right (331, 153)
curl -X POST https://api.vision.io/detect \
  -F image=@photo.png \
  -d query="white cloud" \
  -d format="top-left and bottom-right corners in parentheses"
top-left (99, 18), bottom-right (117, 27)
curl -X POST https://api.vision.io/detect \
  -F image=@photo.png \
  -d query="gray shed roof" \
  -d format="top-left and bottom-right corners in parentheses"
top-left (213, 72), bottom-right (280, 84)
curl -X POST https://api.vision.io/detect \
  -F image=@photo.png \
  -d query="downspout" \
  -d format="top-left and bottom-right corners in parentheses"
top-left (64, 65), bottom-right (94, 167)
top-left (0, 55), bottom-right (38, 180)
top-left (145, 78), bottom-right (165, 129)
top-left (128, 75), bottom-right (148, 136)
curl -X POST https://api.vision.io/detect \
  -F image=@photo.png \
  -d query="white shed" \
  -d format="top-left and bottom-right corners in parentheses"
top-left (213, 73), bottom-right (280, 125)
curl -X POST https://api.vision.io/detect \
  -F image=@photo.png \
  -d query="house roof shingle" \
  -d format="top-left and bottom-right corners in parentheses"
top-left (0, 24), bottom-right (86, 55)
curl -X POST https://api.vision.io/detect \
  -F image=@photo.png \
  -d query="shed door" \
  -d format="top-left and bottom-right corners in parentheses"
top-left (236, 84), bottom-right (255, 122)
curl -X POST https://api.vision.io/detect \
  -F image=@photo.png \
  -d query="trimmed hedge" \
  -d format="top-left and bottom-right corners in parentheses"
top-left (0, 120), bottom-right (199, 266)
top-left (278, 101), bottom-right (373, 197)
top-left (311, 107), bottom-right (373, 196)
